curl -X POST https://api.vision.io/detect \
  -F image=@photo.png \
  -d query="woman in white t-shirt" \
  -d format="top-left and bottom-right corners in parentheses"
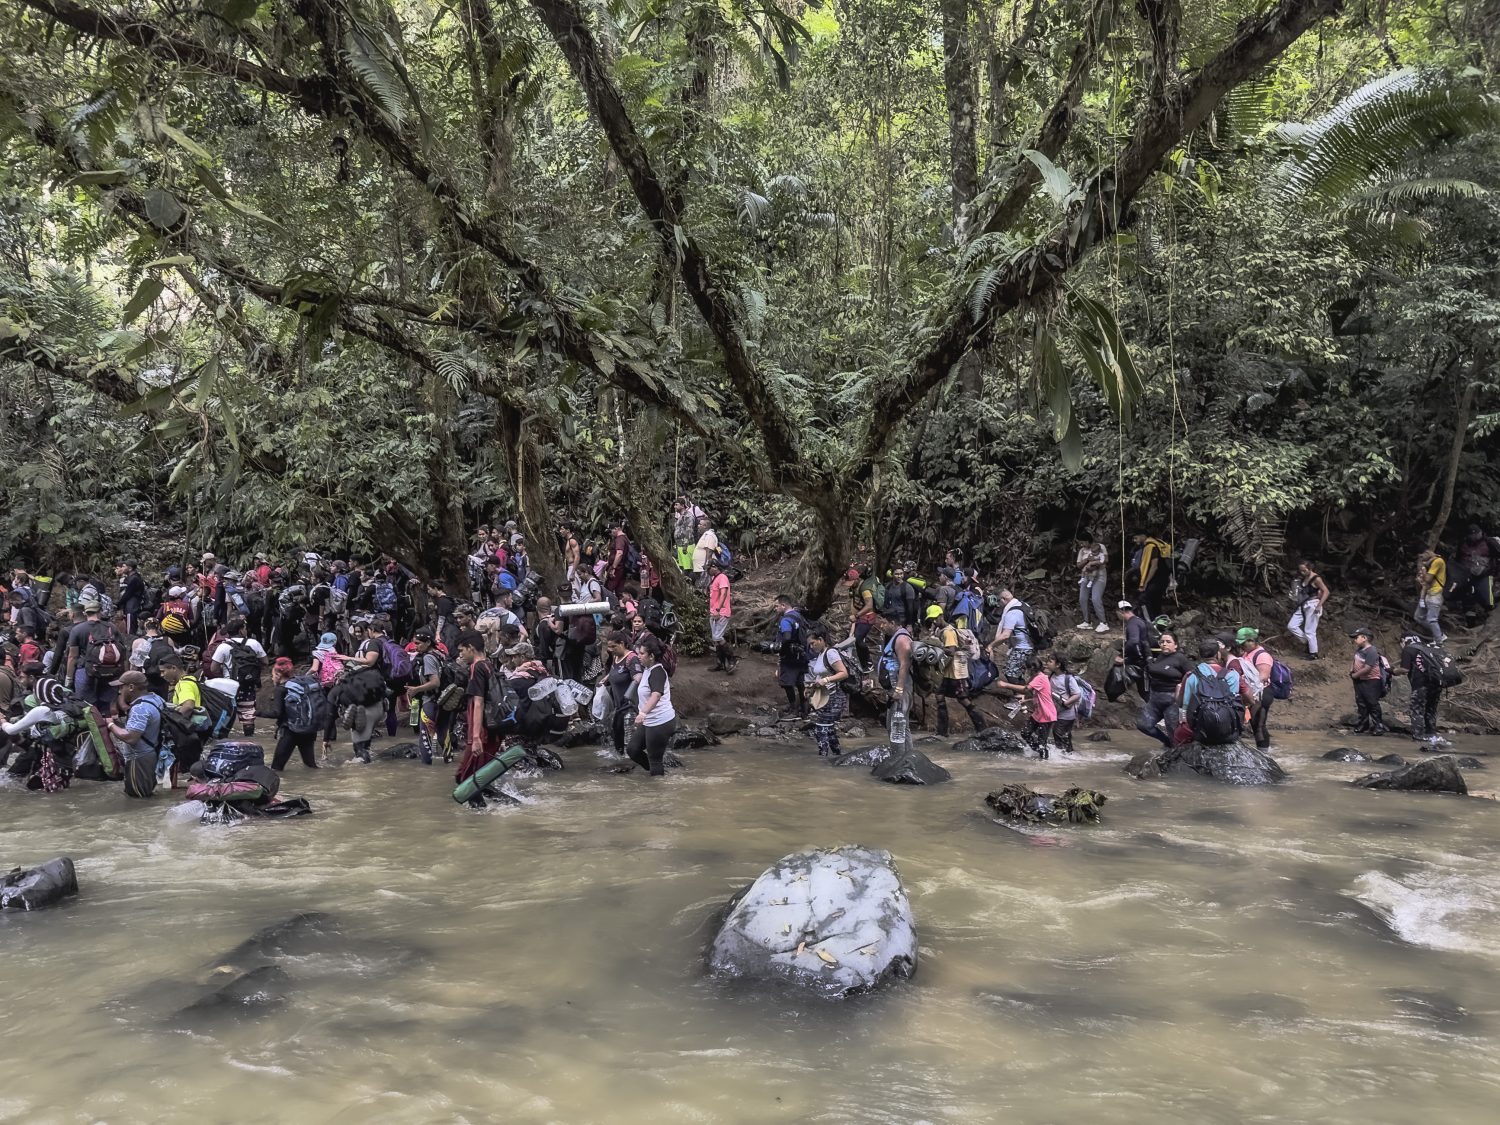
top-left (805, 626), bottom-right (849, 757)
top-left (628, 635), bottom-right (677, 776)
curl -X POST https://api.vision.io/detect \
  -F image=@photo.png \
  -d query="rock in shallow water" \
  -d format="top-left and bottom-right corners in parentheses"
top-left (1351, 755), bottom-right (1468, 795)
top-left (707, 845), bottom-right (917, 999)
top-left (952, 728), bottom-right (1030, 754)
top-left (1157, 741), bottom-right (1287, 786)
top-left (1323, 747), bottom-right (1372, 762)
top-left (0, 857), bottom-right (77, 911)
top-left (830, 745), bottom-right (891, 768)
top-left (871, 747), bottom-right (951, 785)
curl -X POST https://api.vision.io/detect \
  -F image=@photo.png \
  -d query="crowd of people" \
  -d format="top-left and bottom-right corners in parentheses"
top-left (0, 511), bottom-right (1491, 806)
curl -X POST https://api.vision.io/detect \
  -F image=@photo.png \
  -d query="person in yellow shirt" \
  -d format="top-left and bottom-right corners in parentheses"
top-left (159, 652), bottom-right (202, 716)
top-left (1415, 549), bottom-right (1447, 645)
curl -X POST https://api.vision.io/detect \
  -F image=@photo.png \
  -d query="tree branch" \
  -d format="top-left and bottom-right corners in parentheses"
top-left (860, 0), bottom-right (1345, 470)
top-left (526, 0), bottom-right (819, 490)
top-left (978, 0), bottom-right (1115, 238)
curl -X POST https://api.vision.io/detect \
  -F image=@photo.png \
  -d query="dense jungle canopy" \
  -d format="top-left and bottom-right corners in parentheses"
top-left (1, 0), bottom-right (1498, 609)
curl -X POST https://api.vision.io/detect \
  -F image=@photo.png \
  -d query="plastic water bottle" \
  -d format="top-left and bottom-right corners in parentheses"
top-left (888, 708), bottom-right (909, 747)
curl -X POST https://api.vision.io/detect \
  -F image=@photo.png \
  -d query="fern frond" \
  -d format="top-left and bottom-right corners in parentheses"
top-left (1276, 68), bottom-right (1500, 205)
top-left (343, 30), bottom-right (408, 124)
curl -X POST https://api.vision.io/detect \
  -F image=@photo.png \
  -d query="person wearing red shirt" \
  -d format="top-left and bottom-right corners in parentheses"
top-left (707, 559), bottom-right (736, 673)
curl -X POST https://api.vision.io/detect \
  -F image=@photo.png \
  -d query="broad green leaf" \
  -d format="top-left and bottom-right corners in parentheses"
top-left (122, 275), bottom-right (164, 326)
top-left (1022, 149), bottom-right (1075, 207)
top-left (159, 123), bottom-right (211, 163)
top-left (66, 169), bottom-right (129, 187)
top-left (143, 187), bottom-right (184, 230)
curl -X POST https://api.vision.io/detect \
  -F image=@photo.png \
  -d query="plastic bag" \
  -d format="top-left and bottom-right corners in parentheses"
top-left (1104, 662), bottom-right (1130, 702)
top-left (589, 687), bottom-right (612, 722)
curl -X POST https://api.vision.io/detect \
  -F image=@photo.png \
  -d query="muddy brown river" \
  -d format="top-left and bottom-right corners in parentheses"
top-left (3, 730), bottom-right (1499, 1123)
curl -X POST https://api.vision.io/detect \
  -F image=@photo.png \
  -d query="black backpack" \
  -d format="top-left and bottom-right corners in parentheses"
top-left (1186, 668), bottom-right (1241, 746)
top-left (227, 639), bottom-right (263, 691)
top-left (482, 663), bottom-right (520, 733)
top-left (1414, 643), bottom-right (1464, 688)
top-left (1019, 602), bottom-right (1055, 650)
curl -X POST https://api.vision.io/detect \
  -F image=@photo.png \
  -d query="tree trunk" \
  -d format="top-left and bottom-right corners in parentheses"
top-left (495, 398), bottom-right (563, 586)
top-left (1427, 351), bottom-right (1483, 550)
top-left (940, 0), bottom-right (979, 230)
top-left (792, 500), bottom-right (854, 617)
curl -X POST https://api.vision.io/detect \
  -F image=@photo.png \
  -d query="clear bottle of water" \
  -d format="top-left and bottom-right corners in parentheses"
top-left (888, 708), bottom-right (909, 747)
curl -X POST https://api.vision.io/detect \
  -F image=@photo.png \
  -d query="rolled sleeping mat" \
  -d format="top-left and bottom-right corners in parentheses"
top-left (451, 743), bottom-right (528, 805)
top-left (557, 602), bottom-right (611, 618)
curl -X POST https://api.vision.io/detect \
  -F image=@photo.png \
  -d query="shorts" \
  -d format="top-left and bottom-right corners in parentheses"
top-left (710, 616), bottom-right (729, 643)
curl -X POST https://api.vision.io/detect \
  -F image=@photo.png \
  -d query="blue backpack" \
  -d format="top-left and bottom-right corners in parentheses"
top-left (717, 544), bottom-right (733, 569)
top-left (372, 580), bottom-right (397, 612)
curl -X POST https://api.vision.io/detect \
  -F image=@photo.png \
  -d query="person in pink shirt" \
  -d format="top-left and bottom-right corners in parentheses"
top-left (994, 653), bottom-right (1057, 758)
top-left (707, 559), bottom-right (737, 674)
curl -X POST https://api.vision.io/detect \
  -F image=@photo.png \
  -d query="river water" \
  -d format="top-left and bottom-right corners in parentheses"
top-left (3, 730), bottom-right (1500, 1123)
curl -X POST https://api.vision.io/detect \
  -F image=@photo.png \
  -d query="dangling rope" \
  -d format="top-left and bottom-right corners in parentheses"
top-left (1165, 187), bottom-right (1187, 609)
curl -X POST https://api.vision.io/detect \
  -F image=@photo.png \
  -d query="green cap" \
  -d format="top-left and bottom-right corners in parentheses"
top-left (1236, 627), bottom-right (1259, 644)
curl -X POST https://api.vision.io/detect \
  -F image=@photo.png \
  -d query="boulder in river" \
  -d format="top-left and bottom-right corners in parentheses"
top-left (1323, 747), bottom-right (1372, 762)
top-left (1376, 754), bottom-right (1408, 766)
top-left (985, 785), bottom-right (1107, 825)
top-left (952, 728), bottom-right (1030, 754)
top-left (1124, 751), bottom-right (1162, 780)
top-left (175, 965), bottom-right (291, 1026)
top-left (1088, 731), bottom-right (1112, 742)
top-left (0, 857), bottom-right (78, 911)
top-left (668, 727), bottom-right (721, 751)
top-left (1454, 756), bottom-right (1485, 769)
top-left (707, 845), bottom-right (917, 999)
top-left (871, 747), bottom-right (951, 785)
top-left (830, 745), bottom-right (891, 768)
top-left (704, 713), bottom-right (750, 736)
top-left (1351, 755), bottom-right (1468, 795)
top-left (1156, 741), bottom-right (1288, 786)
top-left (551, 723), bottom-right (605, 748)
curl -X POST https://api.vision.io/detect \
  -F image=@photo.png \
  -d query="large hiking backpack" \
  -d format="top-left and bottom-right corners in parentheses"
top-left (379, 637), bottom-right (413, 685)
top-left (865, 578), bottom-right (887, 613)
top-left (1379, 654), bottom-right (1393, 697)
top-left (194, 683), bottom-right (237, 738)
top-left (284, 675), bottom-right (331, 735)
top-left (226, 640), bottom-right (263, 692)
top-left (909, 639), bottom-right (947, 693)
top-left (1019, 602), bottom-right (1055, 650)
top-left (84, 621), bottom-right (124, 680)
top-left (372, 580), bottom-right (397, 613)
top-left (482, 666), bottom-right (520, 733)
top-left (1186, 668), bottom-right (1241, 746)
top-left (1415, 643), bottom-right (1464, 688)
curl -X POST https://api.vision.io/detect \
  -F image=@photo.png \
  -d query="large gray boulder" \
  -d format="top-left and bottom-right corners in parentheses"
top-left (1352, 755), bottom-right (1468, 795)
top-left (708, 846), bottom-right (918, 999)
top-left (1156, 741), bottom-right (1287, 786)
top-left (0, 858), bottom-right (78, 910)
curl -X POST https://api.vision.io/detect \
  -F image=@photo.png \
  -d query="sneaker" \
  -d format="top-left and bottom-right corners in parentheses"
top-left (1430, 735), bottom-right (1452, 748)
top-left (1095, 622), bottom-right (1110, 633)
top-left (1076, 623), bottom-right (1092, 631)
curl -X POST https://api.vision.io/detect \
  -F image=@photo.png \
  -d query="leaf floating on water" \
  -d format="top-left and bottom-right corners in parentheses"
top-left (782, 924), bottom-right (792, 935)
top-left (795, 941), bottom-right (806, 956)
top-left (815, 949), bottom-right (839, 966)
top-left (858, 944), bottom-right (878, 955)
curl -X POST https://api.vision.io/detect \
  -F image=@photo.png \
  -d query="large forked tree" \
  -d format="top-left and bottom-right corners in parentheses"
top-left (4, 0), bottom-right (1344, 608)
